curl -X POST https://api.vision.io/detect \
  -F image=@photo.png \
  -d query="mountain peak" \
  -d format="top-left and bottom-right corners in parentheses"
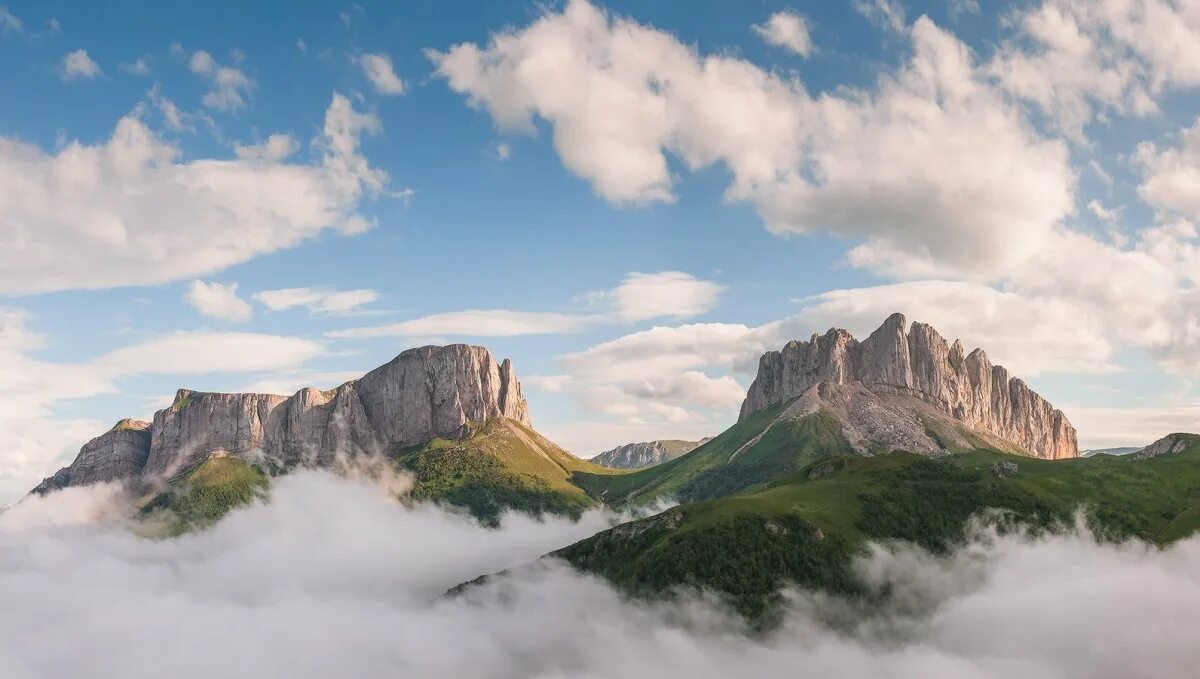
top-left (740, 313), bottom-right (1078, 459)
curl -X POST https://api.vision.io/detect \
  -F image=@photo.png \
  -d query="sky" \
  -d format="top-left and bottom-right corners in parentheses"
top-left (1, 0), bottom-right (1200, 500)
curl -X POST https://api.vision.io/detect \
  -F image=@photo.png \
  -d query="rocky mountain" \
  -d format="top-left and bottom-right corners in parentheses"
top-left (591, 439), bottom-right (707, 469)
top-left (34, 345), bottom-right (533, 494)
top-left (1082, 446), bottom-right (1141, 457)
top-left (739, 313), bottom-right (1078, 459)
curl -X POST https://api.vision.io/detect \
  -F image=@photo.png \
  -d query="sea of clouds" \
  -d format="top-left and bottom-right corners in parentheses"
top-left (2, 471), bottom-right (1199, 678)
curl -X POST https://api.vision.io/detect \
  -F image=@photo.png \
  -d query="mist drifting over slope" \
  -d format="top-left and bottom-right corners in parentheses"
top-left (2, 472), bottom-right (1199, 678)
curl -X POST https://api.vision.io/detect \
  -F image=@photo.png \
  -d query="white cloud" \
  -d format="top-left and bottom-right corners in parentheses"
top-left (1087, 198), bottom-right (1121, 222)
top-left (185, 280), bottom-right (253, 323)
top-left (0, 6), bottom-right (22, 33)
top-left (7, 473), bottom-right (1200, 677)
top-left (189, 49), bottom-right (252, 111)
top-left (330, 271), bottom-right (724, 338)
top-left (752, 11), bottom-right (813, 57)
top-left (358, 53), bottom-right (406, 95)
top-left (495, 142), bottom-right (510, 160)
top-left (328, 310), bottom-right (593, 339)
top-left (254, 287), bottom-right (379, 315)
top-left (431, 1), bottom-right (1073, 279)
top-left (234, 369), bottom-right (366, 396)
top-left (0, 92), bottom-right (386, 294)
top-left (1137, 118), bottom-right (1200, 221)
top-left (297, 38), bottom-right (308, 52)
top-left (234, 133), bottom-right (300, 162)
top-left (120, 57), bottom-right (151, 76)
top-left (853, 0), bottom-right (907, 33)
top-left (61, 49), bottom-right (101, 80)
top-left (587, 271), bottom-right (724, 322)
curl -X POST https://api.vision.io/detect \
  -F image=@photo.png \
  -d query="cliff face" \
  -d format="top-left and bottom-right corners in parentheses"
top-left (591, 439), bottom-right (704, 469)
top-left (35, 345), bottom-right (532, 493)
top-left (740, 313), bottom-right (1079, 459)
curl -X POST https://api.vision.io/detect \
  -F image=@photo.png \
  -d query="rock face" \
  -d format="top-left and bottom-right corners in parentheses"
top-left (1133, 434), bottom-right (1198, 461)
top-left (740, 313), bottom-right (1079, 459)
top-left (35, 345), bottom-right (532, 493)
top-left (591, 439), bottom-right (705, 469)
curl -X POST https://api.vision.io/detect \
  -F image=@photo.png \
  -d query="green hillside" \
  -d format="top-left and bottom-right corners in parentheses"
top-left (394, 417), bottom-right (618, 524)
top-left (557, 437), bottom-right (1200, 620)
top-left (139, 455), bottom-right (269, 534)
top-left (572, 407), bottom-right (855, 507)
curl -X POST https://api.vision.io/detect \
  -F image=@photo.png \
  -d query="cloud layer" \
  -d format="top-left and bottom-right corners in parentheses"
top-left (3, 474), bottom-right (1200, 677)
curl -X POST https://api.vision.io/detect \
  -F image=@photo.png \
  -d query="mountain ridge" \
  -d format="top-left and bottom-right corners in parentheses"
top-left (591, 439), bottom-right (706, 469)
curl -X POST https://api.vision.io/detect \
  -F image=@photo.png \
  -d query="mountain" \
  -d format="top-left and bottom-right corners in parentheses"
top-left (1082, 446), bottom-right (1141, 457)
top-left (32, 344), bottom-right (610, 523)
top-left (574, 313), bottom-right (1079, 508)
top-left (1133, 433), bottom-right (1200, 460)
top-left (590, 439), bottom-right (706, 469)
top-left (558, 438), bottom-right (1200, 620)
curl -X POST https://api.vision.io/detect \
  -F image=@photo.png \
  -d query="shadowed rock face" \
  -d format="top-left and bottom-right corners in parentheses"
top-left (35, 345), bottom-right (532, 492)
top-left (740, 313), bottom-right (1079, 459)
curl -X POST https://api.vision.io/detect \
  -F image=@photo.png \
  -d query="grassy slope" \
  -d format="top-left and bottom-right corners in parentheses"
top-left (572, 406), bottom-right (854, 507)
top-left (558, 438), bottom-right (1200, 619)
top-left (394, 418), bottom-right (619, 524)
top-left (140, 456), bottom-right (268, 533)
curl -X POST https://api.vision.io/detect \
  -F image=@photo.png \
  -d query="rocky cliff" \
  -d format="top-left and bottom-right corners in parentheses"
top-left (740, 313), bottom-right (1078, 459)
top-left (35, 344), bottom-right (532, 493)
top-left (591, 439), bottom-right (706, 469)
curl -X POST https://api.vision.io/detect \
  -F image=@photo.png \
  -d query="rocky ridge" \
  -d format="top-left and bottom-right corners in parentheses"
top-left (1133, 433), bottom-right (1198, 461)
top-left (591, 439), bottom-right (707, 469)
top-left (34, 345), bottom-right (531, 493)
top-left (740, 313), bottom-right (1078, 459)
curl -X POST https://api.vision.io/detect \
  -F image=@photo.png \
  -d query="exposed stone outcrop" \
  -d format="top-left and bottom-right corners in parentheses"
top-left (32, 419), bottom-right (152, 494)
top-left (740, 313), bottom-right (1079, 459)
top-left (35, 345), bottom-right (532, 492)
top-left (1133, 433), bottom-right (1198, 461)
top-left (591, 439), bottom-right (706, 469)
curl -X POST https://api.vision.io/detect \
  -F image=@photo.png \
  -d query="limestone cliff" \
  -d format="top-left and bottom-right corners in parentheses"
top-left (34, 345), bottom-right (532, 493)
top-left (739, 313), bottom-right (1079, 459)
top-left (591, 439), bottom-right (706, 469)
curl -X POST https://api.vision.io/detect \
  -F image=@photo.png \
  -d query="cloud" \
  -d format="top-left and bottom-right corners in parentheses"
top-left (330, 271), bottom-right (724, 339)
top-left (185, 280), bottom-right (253, 323)
top-left (752, 11), bottom-right (813, 57)
top-left (120, 57), bottom-right (151, 76)
top-left (61, 49), bottom-right (101, 80)
top-left (586, 271), bottom-right (724, 322)
top-left (254, 286), bottom-right (379, 315)
top-left (328, 310), bottom-right (593, 339)
top-left (431, 1), bottom-right (1073, 279)
top-left (853, 0), bottom-right (906, 33)
top-left (358, 53), bottom-right (406, 95)
top-left (189, 49), bottom-right (253, 111)
top-left (93, 332), bottom-right (323, 375)
top-left (234, 134), bottom-right (300, 162)
top-left (0, 6), bottom-right (22, 33)
top-left (5, 474), bottom-right (1200, 677)
top-left (1137, 117), bottom-right (1200, 221)
top-left (0, 92), bottom-right (386, 294)
top-left (1087, 198), bottom-right (1121, 222)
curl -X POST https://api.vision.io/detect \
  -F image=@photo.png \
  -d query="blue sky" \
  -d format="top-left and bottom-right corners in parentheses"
top-left (2, 0), bottom-right (1199, 500)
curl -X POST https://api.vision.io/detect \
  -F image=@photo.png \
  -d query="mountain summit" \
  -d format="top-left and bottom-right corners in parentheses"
top-left (35, 344), bottom-right (533, 494)
top-left (740, 313), bottom-right (1078, 459)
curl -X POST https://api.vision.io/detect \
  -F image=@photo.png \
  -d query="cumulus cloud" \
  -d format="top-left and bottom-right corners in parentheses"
top-left (358, 52), bottom-right (406, 95)
top-left (61, 49), bottom-right (101, 80)
top-left (234, 134), bottom-right (300, 162)
top-left (330, 271), bottom-right (723, 339)
top-left (0, 92), bottom-right (386, 294)
top-left (185, 280), bottom-right (253, 323)
top-left (188, 49), bottom-right (253, 111)
top-left (4, 474), bottom-right (1200, 677)
top-left (853, 0), bottom-right (907, 33)
top-left (254, 286), bottom-right (379, 315)
top-left (431, 0), bottom-right (1072, 279)
top-left (752, 11), bottom-right (813, 57)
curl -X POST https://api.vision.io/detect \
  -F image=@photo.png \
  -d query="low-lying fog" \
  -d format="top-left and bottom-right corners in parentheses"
top-left (2, 471), bottom-right (1198, 678)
